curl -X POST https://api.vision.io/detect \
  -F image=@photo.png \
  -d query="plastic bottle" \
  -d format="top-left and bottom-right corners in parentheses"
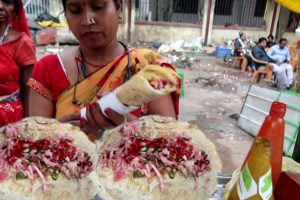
top-left (241, 101), bottom-right (286, 187)
top-left (228, 137), bottom-right (274, 200)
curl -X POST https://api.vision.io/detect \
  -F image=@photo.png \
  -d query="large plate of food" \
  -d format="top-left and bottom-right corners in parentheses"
top-left (96, 116), bottom-right (222, 200)
top-left (0, 117), bottom-right (99, 200)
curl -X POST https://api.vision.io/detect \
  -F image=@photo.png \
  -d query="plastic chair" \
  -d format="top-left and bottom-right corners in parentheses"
top-left (233, 55), bottom-right (245, 69)
top-left (249, 51), bottom-right (273, 83)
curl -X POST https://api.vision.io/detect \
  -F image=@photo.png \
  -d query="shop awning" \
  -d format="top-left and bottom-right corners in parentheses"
top-left (275, 0), bottom-right (300, 13)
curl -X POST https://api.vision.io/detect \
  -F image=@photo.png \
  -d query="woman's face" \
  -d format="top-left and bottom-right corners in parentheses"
top-left (0, 0), bottom-right (14, 23)
top-left (65, 0), bottom-right (121, 49)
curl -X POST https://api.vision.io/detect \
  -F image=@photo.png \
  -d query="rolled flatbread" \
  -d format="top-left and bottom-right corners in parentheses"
top-left (80, 65), bottom-right (180, 119)
top-left (0, 117), bottom-right (99, 200)
top-left (96, 116), bottom-right (222, 200)
top-left (116, 65), bottom-right (179, 106)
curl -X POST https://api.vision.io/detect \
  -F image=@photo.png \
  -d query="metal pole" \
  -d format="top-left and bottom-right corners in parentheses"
top-left (204, 0), bottom-right (212, 46)
top-left (270, 2), bottom-right (278, 36)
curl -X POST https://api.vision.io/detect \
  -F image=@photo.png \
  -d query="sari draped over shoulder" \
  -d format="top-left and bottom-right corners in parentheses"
top-left (55, 50), bottom-right (128, 118)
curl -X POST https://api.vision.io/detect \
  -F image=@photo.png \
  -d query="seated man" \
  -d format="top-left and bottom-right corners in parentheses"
top-left (252, 37), bottom-right (276, 66)
top-left (235, 32), bottom-right (255, 71)
top-left (266, 34), bottom-right (276, 48)
top-left (267, 38), bottom-right (294, 89)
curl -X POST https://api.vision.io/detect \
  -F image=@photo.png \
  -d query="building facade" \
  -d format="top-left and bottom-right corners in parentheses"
top-left (23, 0), bottom-right (293, 45)
top-left (129, 0), bottom-right (282, 45)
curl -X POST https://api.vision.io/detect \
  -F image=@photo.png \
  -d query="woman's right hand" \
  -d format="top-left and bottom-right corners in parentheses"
top-left (80, 102), bottom-right (126, 140)
top-left (80, 102), bottom-right (113, 136)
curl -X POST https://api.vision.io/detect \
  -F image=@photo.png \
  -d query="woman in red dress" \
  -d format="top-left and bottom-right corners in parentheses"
top-left (0, 0), bottom-right (36, 126)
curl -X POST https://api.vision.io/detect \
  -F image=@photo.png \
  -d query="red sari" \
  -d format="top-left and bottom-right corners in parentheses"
top-left (0, 33), bottom-right (36, 126)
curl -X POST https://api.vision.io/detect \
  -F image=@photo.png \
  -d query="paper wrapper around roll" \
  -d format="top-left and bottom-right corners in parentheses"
top-left (80, 91), bottom-right (138, 120)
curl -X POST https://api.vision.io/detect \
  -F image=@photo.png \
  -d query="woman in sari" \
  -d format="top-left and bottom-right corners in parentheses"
top-left (28, 0), bottom-right (180, 141)
top-left (0, 0), bottom-right (36, 126)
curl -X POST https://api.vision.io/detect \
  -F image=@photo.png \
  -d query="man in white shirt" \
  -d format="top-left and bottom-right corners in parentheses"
top-left (267, 38), bottom-right (294, 89)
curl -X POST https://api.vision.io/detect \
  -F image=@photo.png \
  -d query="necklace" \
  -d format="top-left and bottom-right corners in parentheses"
top-left (0, 25), bottom-right (9, 44)
top-left (71, 41), bottom-right (132, 106)
top-left (78, 48), bottom-right (110, 78)
top-left (78, 41), bottom-right (128, 78)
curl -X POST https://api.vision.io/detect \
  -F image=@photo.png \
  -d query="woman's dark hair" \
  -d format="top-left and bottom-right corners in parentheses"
top-left (7, 0), bottom-right (22, 18)
top-left (62, 0), bottom-right (121, 11)
top-left (267, 34), bottom-right (274, 40)
top-left (258, 37), bottom-right (267, 44)
top-left (279, 38), bottom-right (287, 43)
top-left (239, 32), bottom-right (245, 38)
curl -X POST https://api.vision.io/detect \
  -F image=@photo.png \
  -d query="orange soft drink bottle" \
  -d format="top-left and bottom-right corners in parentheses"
top-left (228, 137), bottom-right (274, 200)
top-left (241, 101), bottom-right (286, 187)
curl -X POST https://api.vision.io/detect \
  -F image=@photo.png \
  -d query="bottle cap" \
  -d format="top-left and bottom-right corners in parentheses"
top-left (269, 101), bottom-right (286, 117)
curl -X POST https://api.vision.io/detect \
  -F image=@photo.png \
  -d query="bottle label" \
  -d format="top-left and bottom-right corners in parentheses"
top-left (259, 168), bottom-right (273, 200)
top-left (237, 164), bottom-right (258, 199)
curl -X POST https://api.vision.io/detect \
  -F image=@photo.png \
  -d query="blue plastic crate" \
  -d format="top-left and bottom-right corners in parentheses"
top-left (215, 47), bottom-right (231, 58)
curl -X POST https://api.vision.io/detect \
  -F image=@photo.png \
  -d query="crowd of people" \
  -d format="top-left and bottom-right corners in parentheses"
top-left (234, 32), bottom-right (295, 90)
top-left (0, 0), bottom-right (180, 140)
